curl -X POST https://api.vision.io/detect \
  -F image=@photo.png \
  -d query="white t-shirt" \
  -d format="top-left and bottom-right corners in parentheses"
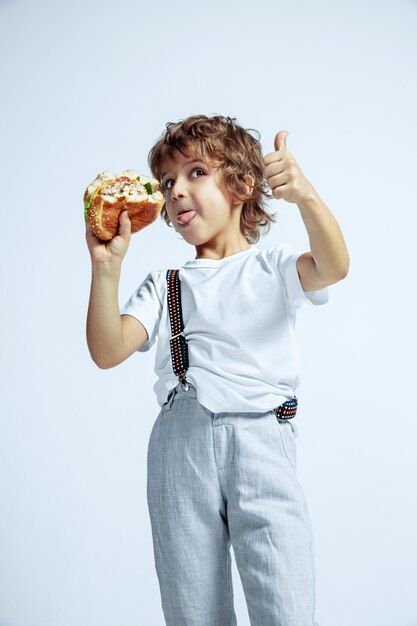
top-left (120, 244), bottom-right (329, 436)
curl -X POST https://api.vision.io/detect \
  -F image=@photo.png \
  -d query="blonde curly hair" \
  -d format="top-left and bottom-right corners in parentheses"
top-left (147, 114), bottom-right (277, 244)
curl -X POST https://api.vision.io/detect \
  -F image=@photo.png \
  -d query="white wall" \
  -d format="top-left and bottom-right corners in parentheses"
top-left (1, 0), bottom-right (416, 624)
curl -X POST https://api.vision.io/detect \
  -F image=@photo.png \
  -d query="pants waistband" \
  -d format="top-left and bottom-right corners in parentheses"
top-left (164, 381), bottom-right (297, 420)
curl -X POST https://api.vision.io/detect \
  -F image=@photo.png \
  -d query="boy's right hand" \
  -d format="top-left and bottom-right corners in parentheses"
top-left (85, 210), bottom-right (131, 267)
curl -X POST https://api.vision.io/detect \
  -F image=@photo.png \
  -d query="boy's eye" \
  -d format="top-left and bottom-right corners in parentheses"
top-left (164, 168), bottom-right (205, 191)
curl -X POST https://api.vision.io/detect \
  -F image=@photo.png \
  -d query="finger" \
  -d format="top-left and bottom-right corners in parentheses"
top-left (264, 160), bottom-right (285, 181)
top-left (269, 170), bottom-right (289, 190)
top-left (274, 130), bottom-right (289, 152)
top-left (263, 150), bottom-right (285, 168)
top-left (272, 183), bottom-right (289, 200)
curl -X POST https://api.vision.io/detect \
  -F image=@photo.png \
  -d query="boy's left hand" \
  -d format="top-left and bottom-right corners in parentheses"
top-left (263, 131), bottom-right (316, 205)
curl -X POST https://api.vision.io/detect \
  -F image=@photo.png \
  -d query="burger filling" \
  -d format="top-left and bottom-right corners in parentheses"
top-left (84, 172), bottom-right (158, 221)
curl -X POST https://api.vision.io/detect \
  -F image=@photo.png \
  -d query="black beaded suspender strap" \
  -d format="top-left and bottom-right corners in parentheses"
top-left (166, 269), bottom-right (190, 391)
top-left (166, 268), bottom-right (298, 418)
top-left (272, 396), bottom-right (298, 420)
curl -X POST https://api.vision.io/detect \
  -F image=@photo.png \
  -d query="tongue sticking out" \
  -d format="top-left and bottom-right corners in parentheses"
top-left (176, 210), bottom-right (197, 225)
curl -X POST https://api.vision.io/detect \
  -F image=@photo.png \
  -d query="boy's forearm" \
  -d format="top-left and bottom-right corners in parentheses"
top-left (86, 263), bottom-right (124, 368)
top-left (297, 188), bottom-right (350, 280)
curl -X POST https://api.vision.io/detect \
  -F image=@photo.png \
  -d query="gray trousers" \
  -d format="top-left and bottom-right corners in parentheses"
top-left (147, 381), bottom-right (319, 626)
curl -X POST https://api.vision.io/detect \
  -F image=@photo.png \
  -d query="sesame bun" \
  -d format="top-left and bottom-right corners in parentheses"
top-left (84, 169), bottom-right (164, 240)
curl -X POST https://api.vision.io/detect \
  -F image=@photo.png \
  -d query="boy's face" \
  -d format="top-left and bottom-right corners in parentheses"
top-left (161, 148), bottom-right (248, 257)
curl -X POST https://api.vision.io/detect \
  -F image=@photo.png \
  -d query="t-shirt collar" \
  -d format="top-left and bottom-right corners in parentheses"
top-left (182, 245), bottom-right (260, 268)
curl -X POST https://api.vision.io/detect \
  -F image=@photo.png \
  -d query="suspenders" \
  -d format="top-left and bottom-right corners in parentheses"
top-left (167, 269), bottom-right (190, 391)
top-left (166, 269), bottom-right (297, 420)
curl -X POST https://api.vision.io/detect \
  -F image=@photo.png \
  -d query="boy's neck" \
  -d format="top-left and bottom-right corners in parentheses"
top-left (195, 241), bottom-right (251, 261)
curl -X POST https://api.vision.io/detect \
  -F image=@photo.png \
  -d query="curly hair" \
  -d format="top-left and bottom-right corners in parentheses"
top-left (147, 114), bottom-right (277, 244)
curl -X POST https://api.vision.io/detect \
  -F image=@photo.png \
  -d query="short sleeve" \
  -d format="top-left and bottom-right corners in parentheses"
top-left (120, 271), bottom-right (163, 352)
top-left (276, 243), bottom-right (329, 310)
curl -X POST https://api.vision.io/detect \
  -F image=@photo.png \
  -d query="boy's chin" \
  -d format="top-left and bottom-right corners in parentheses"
top-left (179, 232), bottom-right (204, 245)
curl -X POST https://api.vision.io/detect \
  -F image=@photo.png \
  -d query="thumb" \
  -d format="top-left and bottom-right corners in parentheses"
top-left (274, 130), bottom-right (289, 152)
top-left (118, 210), bottom-right (131, 237)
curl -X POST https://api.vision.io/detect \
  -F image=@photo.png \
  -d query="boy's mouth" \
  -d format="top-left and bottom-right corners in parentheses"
top-left (176, 210), bottom-right (197, 225)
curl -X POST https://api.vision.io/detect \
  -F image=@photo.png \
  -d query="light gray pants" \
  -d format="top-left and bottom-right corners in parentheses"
top-left (147, 381), bottom-right (319, 626)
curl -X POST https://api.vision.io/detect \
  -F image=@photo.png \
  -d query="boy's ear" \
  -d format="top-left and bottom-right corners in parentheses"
top-left (241, 173), bottom-right (255, 200)
top-left (231, 173), bottom-right (255, 205)
top-left (243, 173), bottom-right (255, 192)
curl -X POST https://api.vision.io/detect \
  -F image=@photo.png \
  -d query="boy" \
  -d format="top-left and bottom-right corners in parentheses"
top-left (86, 114), bottom-right (349, 626)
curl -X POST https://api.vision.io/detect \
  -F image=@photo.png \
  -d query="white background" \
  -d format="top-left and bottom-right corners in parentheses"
top-left (1, 0), bottom-right (416, 624)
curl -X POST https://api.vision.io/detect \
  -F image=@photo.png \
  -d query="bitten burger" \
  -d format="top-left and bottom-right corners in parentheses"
top-left (84, 169), bottom-right (164, 240)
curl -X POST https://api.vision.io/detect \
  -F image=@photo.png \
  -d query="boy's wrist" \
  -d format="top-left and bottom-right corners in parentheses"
top-left (91, 261), bottom-right (122, 279)
top-left (296, 185), bottom-right (321, 211)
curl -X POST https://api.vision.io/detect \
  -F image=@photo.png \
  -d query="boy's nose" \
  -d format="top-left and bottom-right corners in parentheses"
top-left (171, 182), bottom-right (187, 199)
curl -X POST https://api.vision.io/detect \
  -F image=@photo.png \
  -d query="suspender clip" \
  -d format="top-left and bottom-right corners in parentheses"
top-left (179, 373), bottom-right (190, 391)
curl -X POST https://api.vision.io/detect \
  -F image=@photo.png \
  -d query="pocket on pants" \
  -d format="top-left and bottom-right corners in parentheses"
top-left (275, 417), bottom-right (297, 473)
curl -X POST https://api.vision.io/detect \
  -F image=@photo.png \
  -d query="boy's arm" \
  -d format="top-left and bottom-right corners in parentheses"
top-left (296, 189), bottom-right (350, 291)
top-left (263, 130), bottom-right (350, 291)
top-left (86, 264), bottom-right (148, 368)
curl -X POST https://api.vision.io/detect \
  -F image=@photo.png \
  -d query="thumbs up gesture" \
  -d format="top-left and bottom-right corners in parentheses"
top-left (263, 131), bottom-right (315, 205)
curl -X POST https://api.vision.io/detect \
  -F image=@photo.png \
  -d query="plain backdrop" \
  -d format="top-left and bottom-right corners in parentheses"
top-left (1, 0), bottom-right (416, 624)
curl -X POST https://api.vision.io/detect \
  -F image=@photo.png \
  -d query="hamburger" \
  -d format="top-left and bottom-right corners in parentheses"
top-left (84, 169), bottom-right (164, 240)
